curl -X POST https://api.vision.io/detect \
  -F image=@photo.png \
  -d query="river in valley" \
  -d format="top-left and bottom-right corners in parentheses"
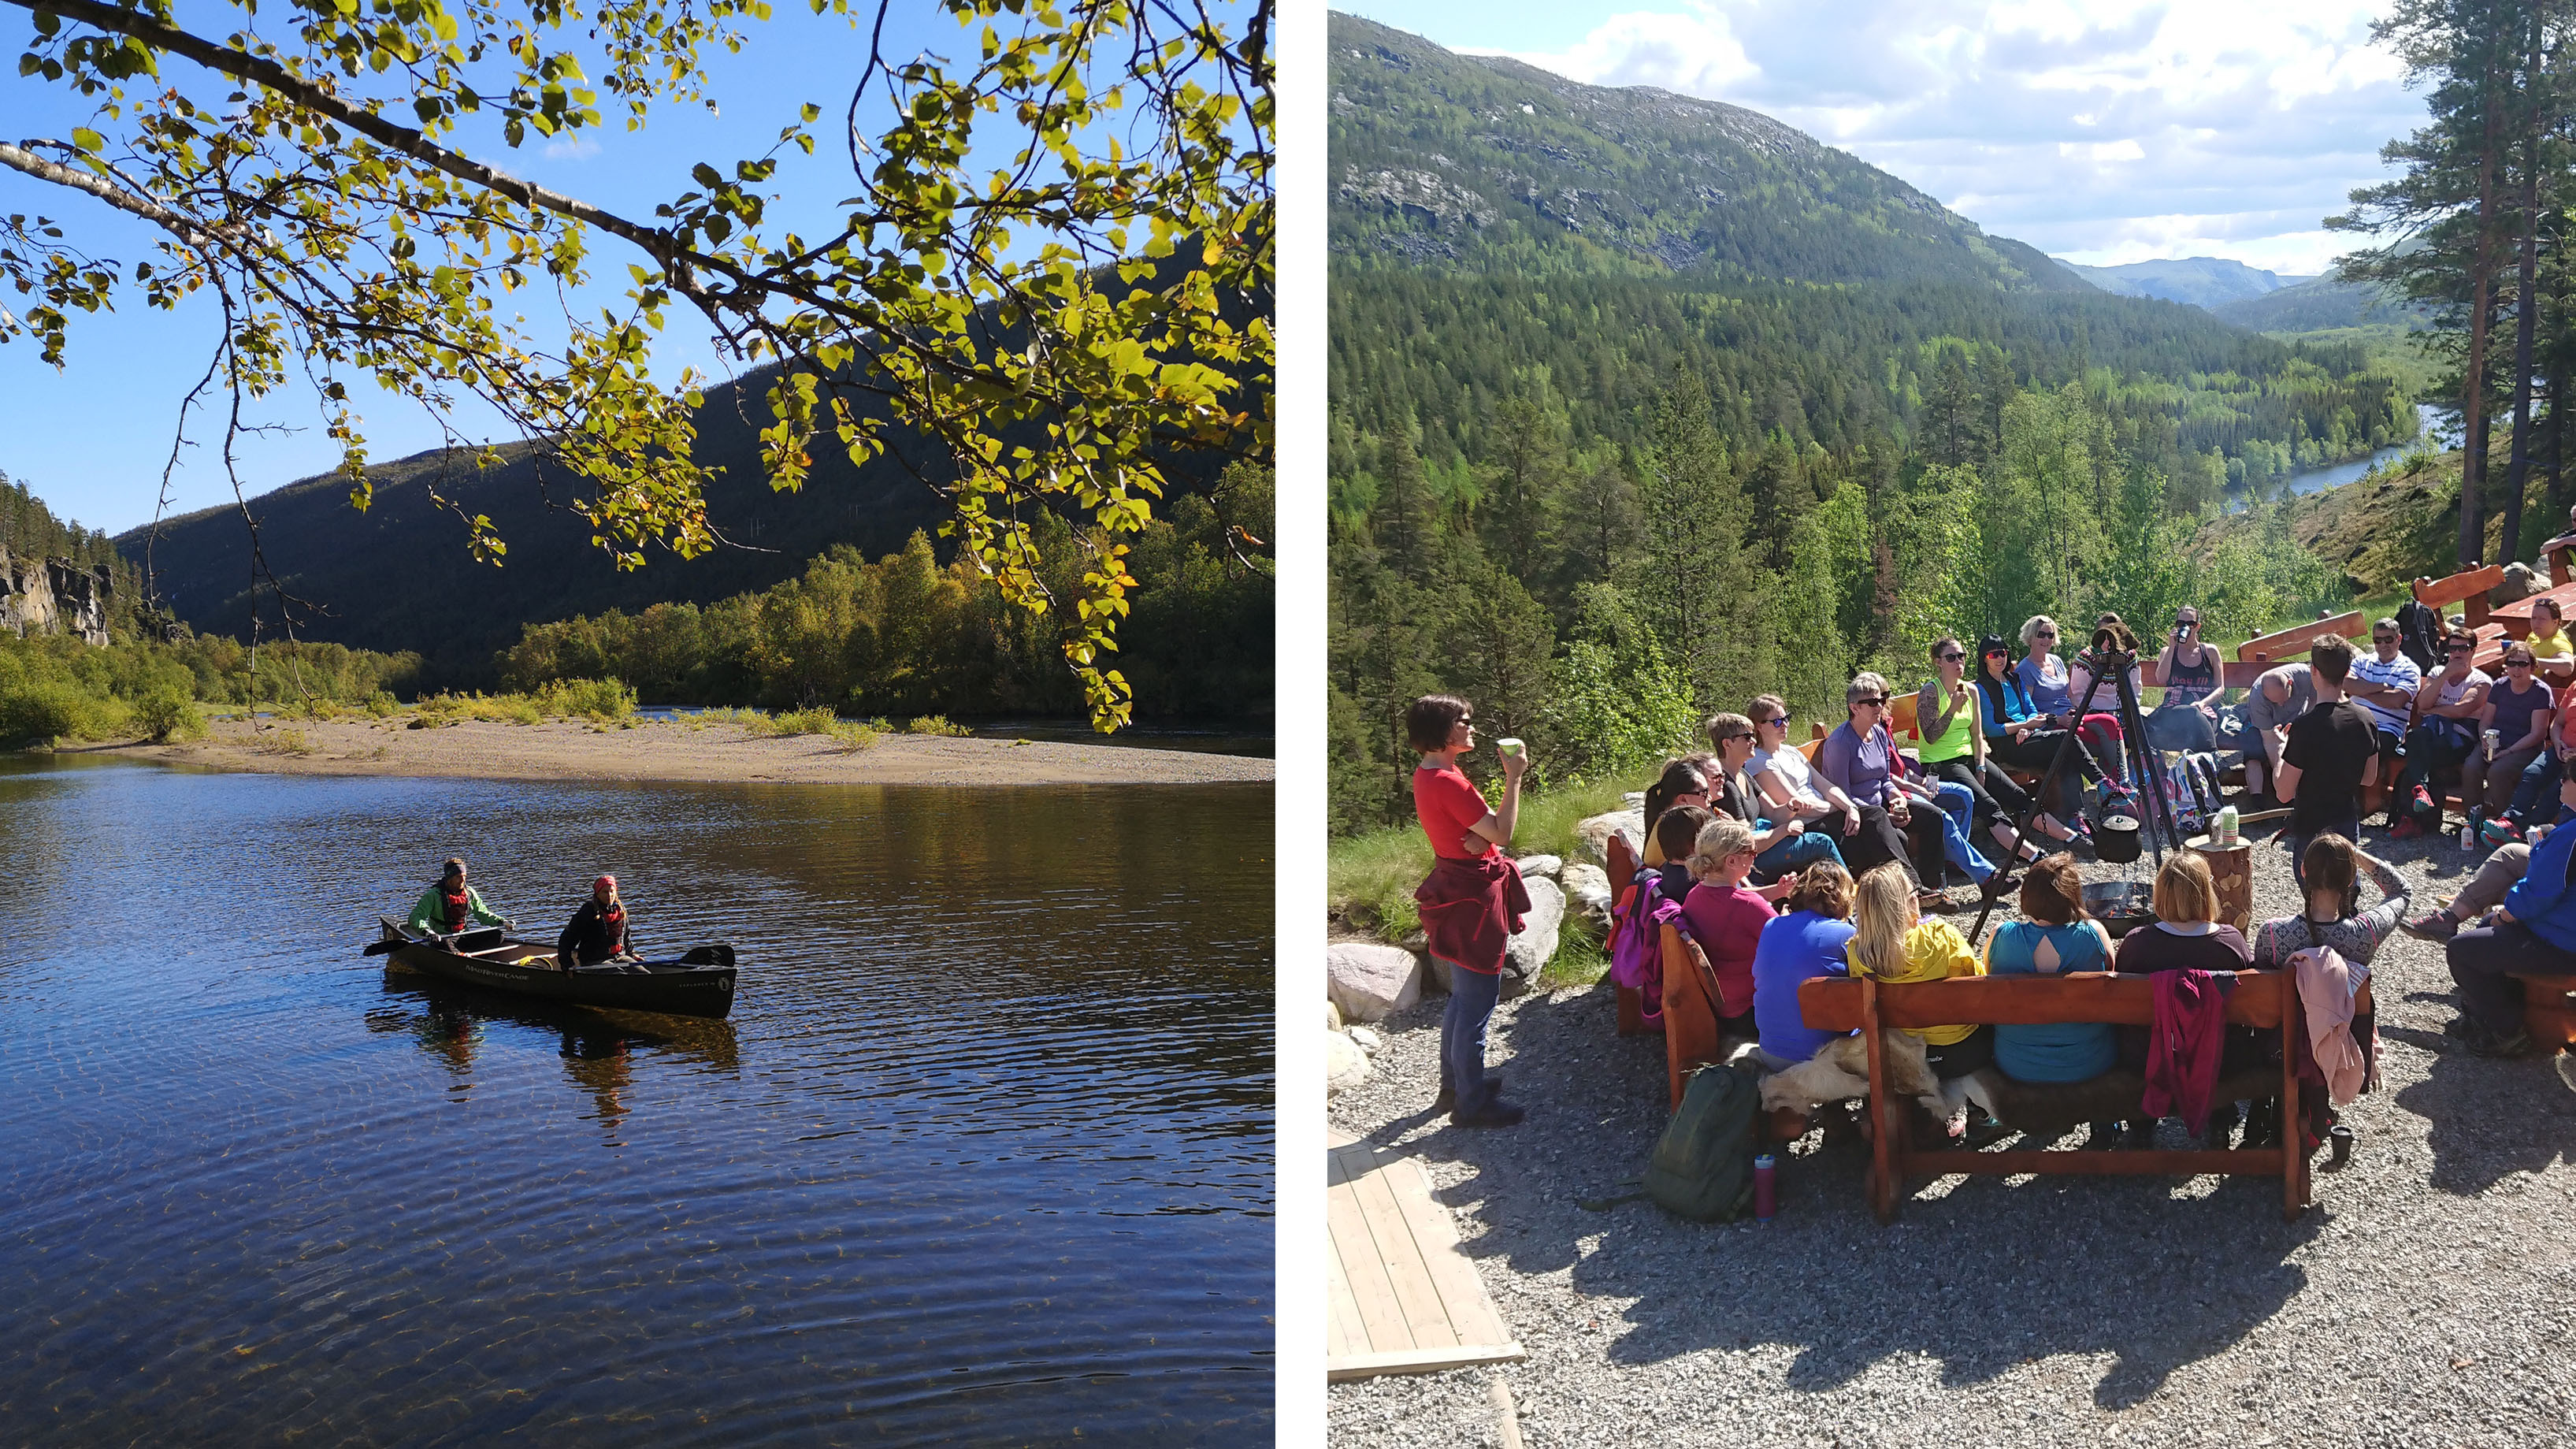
top-left (2230, 402), bottom-right (2461, 511)
top-left (0, 756), bottom-right (1273, 1444)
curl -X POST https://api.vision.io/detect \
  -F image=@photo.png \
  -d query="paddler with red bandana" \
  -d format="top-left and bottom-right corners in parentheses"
top-left (556, 875), bottom-right (641, 970)
top-left (406, 856), bottom-right (513, 938)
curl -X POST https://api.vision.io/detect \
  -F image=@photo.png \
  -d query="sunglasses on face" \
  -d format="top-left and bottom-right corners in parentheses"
top-left (1755, 716), bottom-right (1785, 728)
top-left (2036, 630), bottom-right (2058, 639)
top-left (1718, 730), bottom-right (1754, 743)
top-left (2511, 659), bottom-right (2535, 669)
top-left (1855, 697), bottom-right (1888, 708)
top-left (1935, 651), bottom-right (1965, 662)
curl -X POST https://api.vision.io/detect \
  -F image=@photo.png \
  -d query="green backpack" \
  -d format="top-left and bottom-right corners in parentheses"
top-left (1643, 1061), bottom-right (1759, 1223)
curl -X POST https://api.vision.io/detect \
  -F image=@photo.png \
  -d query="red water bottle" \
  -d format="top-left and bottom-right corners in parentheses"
top-left (1752, 1153), bottom-right (1776, 1222)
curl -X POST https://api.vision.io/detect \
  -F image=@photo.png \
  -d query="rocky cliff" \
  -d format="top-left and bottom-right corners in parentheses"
top-left (0, 548), bottom-right (113, 645)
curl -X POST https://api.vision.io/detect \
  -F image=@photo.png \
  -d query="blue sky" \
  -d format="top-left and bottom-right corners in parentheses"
top-left (0, 3), bottom-right (1064, 535)
top-left (1343, 1), bottom-right (2434, 275)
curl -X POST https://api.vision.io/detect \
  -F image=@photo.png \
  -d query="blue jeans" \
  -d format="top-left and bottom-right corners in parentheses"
top-left (1754, 825), bottom-right (1842, 880)
top-left (2286, 807), bottom-right (2361, 892)
top-left (2506, 752), bottom-right (2564, 825)
top-left (1928, 781), bottom-right (1995, 882)
top-left (1441, 960), bottom-right (1502, 1116)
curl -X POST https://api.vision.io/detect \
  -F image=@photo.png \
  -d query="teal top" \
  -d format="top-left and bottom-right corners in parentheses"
top-left (1983, 920), bottom-right (2117, 1083)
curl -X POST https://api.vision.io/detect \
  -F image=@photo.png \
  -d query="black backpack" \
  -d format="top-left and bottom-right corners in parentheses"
top-left (2396, 598), bottom-right (2441, 674)
top-left (1643, 1062), bottom-right (1760, 1222)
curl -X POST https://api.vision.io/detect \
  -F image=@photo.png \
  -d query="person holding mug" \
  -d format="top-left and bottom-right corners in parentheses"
top-left (1407, 693), bottom-right (1531, 1128)
top-left (2148, 607), bottom-right (2224, 752)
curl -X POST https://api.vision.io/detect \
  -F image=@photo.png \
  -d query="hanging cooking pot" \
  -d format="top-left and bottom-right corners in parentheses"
top-left (2095, 813), bottom-right (2143, 864)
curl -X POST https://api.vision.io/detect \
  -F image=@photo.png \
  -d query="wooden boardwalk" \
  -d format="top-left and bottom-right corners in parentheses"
top-left (1326, 1128), bottom-right (1525, 1382)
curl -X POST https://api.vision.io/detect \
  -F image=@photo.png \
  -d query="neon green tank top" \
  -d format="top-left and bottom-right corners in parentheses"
top-left (1917, 682), bottom-right (1976, 764)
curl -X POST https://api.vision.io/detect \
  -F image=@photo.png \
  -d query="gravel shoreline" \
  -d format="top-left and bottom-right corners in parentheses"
top-left (1327, 825), bottom-right (2576, 1446)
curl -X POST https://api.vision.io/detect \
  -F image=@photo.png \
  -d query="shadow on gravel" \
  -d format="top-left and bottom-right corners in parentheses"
top-left (1378, 979), bottom-right (2332, 1410)
top-left (2385, 1028), bottom-right (2576, 1193)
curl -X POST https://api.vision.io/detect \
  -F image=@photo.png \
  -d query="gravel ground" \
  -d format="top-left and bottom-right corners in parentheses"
top-left (1327, 823), bottom-right (2576, 1447)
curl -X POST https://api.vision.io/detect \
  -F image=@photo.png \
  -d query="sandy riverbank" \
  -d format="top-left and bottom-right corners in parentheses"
top-left (87, 715), bottom-right (1273, 786)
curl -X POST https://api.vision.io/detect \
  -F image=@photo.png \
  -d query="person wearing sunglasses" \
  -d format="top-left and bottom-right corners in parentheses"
top-left (2344, 619), bottom-right (2423, 818)
top-left (1917, 635), bottom-right (2047, 862)
top-left (1743, 694), bottom-right (1894, 864)
top-left (2529, 596), bottom-right (2576, 686)
top-left (1973, 634), bottom-right (2092, 841)
top-left (1816, 671), bottom-right (1950, 899)
top-left (2456, 641), bottom-right (2556, 829)
top-left (2147, 607), bottom-right (2225, 753)
top-left (2016, 614), bottom-right (2132, 795)
top-left (1405, 693), bottom-right (1531, 1129)
top-left (2388, 629), bottom-right (2494, 837)
top-left (1702, 712), bottom-right (1841, 887)
top-left (1638, 756), bottom-right (1715, 869)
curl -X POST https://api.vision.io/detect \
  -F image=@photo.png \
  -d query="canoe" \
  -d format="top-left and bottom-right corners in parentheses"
top-left (373, 916), bottom-right (740, 1018)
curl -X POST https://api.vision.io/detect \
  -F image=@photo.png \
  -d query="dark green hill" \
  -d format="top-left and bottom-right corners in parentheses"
top-left (1331, 14), bottom-right (2084, 292)
top-left (116, 363), bottom-right (951, 684)
top-left (2211, 277), bottom-right (2430, 332)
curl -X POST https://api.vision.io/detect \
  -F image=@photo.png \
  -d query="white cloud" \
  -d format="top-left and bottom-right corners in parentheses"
top-left (1465, 0), bottom-right (2426, 274)
top-left (543, 135), bottom-right (603, 160)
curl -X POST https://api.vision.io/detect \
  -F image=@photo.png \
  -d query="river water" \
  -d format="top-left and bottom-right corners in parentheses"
top-left (2232, 403), bottom-right (2461, 511)
top-left (0, 756), bottom-right (1273, 1444)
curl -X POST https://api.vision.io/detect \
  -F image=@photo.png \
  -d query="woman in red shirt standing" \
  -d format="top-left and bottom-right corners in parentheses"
top-left (1409, 693), bottom-right (1531, 1128)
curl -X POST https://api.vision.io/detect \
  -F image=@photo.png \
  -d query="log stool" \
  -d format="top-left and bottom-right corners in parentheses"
top-left (2188, 835), bottom-right (2254, 937)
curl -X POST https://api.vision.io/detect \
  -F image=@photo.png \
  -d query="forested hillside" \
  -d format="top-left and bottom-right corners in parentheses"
top-left (1326, 14), bottom-right (2380, 834)
top-left (2057, 257), bottom-right (2305, 308)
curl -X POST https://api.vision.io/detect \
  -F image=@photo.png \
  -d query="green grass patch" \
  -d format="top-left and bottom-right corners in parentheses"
top-left (904, 714), bottom-right (971, 737)
top-left (1325, 775), bottom-right (1634, 948)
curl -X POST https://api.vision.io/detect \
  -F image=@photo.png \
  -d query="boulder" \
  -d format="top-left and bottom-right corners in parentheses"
top-left (1349, 1025), bottom-right (1384, 1053)
top-left (1327, 942), bottom-right (1423, 1023)
top-left (2492, 561), bottom-right (2543, 605)
top-left (1326, 1031), bottom-right (1372, 1094)
top-left (1501, 877), bottom-right (1566, 999)
top-left (1326, 1000), bottom-right (1343, 1033)
top-left (1575, 808), bottom-right (1646, 868)
top-left (1423, 953), bottom-right (1456, 994)
top-left (1513, 853), bottom-right (1564, 880)
top-left (1561, 862), bottom-right (1613, 929)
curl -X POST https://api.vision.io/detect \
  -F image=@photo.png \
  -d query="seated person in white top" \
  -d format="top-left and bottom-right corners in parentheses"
top-left (2344, 618), bottom-right (2423, 791)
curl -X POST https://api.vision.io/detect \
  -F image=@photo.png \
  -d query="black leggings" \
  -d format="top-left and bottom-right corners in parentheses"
top-left (1827, 801), bottom-right (1932, 890)
top-left (1929, 756), bottom-right (2032, 840)
top-left (1988, 729), bottom-right (2099, 816)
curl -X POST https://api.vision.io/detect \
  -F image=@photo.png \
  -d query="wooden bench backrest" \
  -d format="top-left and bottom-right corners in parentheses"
top-left (2236, 613), bottom-right (2365, 665)
top-left (1799, 735), bottom-right (1825, 760)
top-left (1797, 970), bottom-right (2373, 1033)
top-left (1605, 830), bottom-right (1636, 897)
top-left (2415, 566), bottom-right (2506, 612)
top-left (1661, 922), bottom-right (1726, 1109)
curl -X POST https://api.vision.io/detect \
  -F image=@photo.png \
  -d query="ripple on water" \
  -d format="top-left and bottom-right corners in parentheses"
top-left (0, 759), bottom-right (1272, 1445)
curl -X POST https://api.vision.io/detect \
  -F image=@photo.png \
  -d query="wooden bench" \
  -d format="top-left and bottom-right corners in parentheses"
top-left (1605, 833), bottom-right (1657, 1038)
top-left (1795, 969), bottom-right (2371, 1223)
top-left (2512, 972), bottom-right (2576, 1049)
top-left (1660, 920), bottom-right (1735, 1112)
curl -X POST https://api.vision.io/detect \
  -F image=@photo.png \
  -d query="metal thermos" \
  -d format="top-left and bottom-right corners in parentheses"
top-left (1752, 1153), bottom-right (1776, 1222)
top-left (2486, 729), bottom-right (2502, 762)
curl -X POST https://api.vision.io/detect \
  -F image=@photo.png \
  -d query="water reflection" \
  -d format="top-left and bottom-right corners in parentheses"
top-left (0, 760), bottom-right (1271, 1445)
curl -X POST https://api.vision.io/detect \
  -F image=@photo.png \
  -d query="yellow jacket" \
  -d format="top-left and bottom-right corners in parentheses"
top-left (1846, 919), bottom-right (1984, 1045)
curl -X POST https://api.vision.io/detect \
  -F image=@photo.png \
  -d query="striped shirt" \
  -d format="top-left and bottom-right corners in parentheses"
top-left (2347, 650), bottom-right (2421, 735)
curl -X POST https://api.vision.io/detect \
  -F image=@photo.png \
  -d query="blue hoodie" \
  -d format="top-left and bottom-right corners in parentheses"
top-left (2504, 819), bottom-right (2576, 953)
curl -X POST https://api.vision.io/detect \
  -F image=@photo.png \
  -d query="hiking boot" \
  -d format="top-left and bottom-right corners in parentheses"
top-left (1452, 1096), bottom-right (1527, 1128)
top-left (1435, 1072), bottom-right (1501, 1115)
top-left (2082, 1120), bottom-right (2125, 1150)
top-left (2482, 818), bottom-right (2524, 846)
top-left (2400, 909), bottom-right (2461, 942)
top-left (2412, 785), bottom-right (2437, 816)
top-left (2468, 1029), bottom-right (2536, 1059)
top-left (2389, 816), bottom-right (2424, 841)
top-left (2444, 1016), bottom-right (2485, 1039)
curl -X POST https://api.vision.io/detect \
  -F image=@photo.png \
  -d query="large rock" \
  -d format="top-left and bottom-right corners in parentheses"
top-left (1575, 808), bottom-right (1646, 868)
top-left (1561, 862), bottom-right (1613, 929)
top-left (1327, 942), bottom-right (1423, 1023)
top-left (1326, 1031), bottom-right (1372, 1094)
top-left (1512, 853), bottom-right (1563, 880)
top-left (2493, 561), bottom-right (2543, 605)
top-left (1501, 877), bottom-right (1566, 998)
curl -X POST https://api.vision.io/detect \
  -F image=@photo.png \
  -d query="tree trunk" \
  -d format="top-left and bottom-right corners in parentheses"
top-left (2502, 18), bottom-right (2544, 565)
top-left (2463, 102), bottom-right (2500, 567)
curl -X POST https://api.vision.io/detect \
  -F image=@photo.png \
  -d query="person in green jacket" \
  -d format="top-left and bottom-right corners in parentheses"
top-left (408, 856), bottom-right (513, 938)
